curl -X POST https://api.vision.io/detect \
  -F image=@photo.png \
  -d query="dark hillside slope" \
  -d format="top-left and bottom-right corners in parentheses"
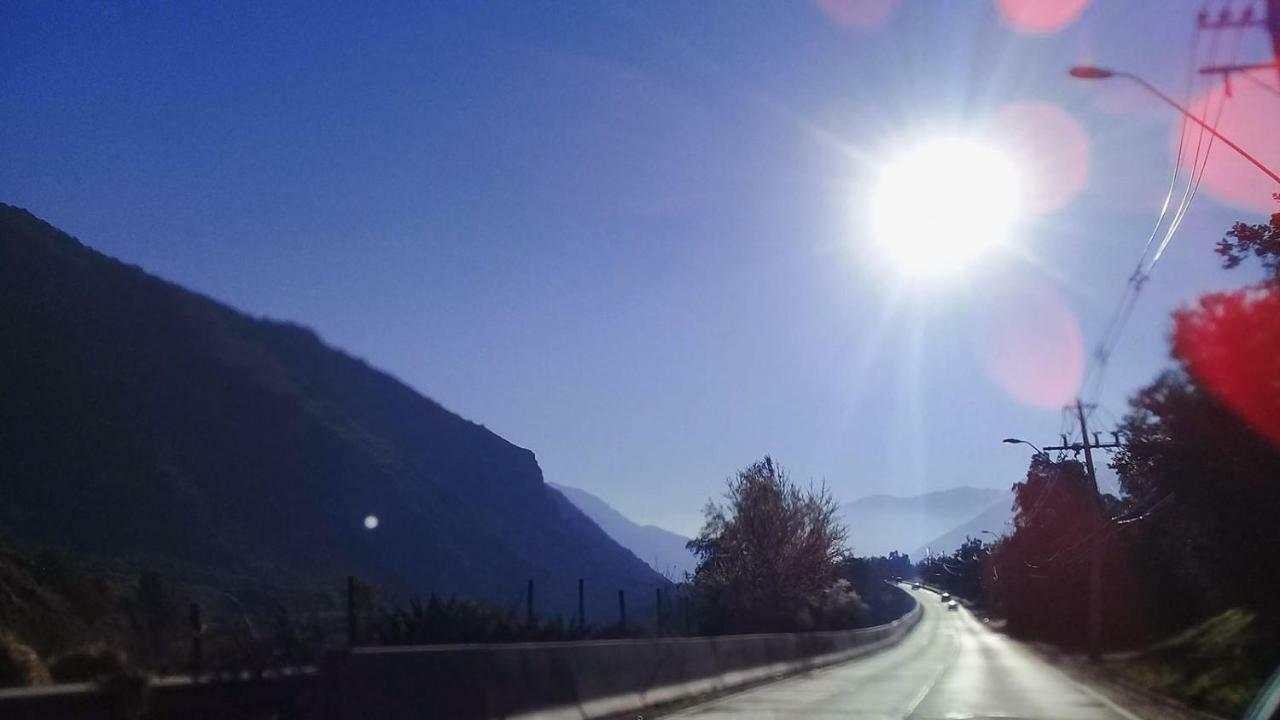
top-left (0, 203), bottom-right (662, 613)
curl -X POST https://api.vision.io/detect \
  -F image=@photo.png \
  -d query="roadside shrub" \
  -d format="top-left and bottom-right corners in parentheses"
top-left (49, 644), bottom-right (131, 683)
top-left (0, 633), bottom-right (51, 688)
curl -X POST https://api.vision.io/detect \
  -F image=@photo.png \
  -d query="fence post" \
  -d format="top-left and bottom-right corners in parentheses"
top-left (577, 578), bottom-right (585, 635)
top-left (618, 589), bottom-right (626, 632)
top-left (526, 579), bottom-right (535, 627)
top-left (188, 602), bottom-right (202, 675)
top-left (347, 575), bottom-right (357, 648)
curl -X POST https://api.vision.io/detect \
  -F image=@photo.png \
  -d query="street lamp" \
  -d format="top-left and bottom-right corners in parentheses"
top-left (1001, 437), bottom-right (1044, 455)
top-left (1069, 65), bottom-right (1280, 185)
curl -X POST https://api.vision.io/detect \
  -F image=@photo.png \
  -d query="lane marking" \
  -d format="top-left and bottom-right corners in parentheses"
top-left (899, 603), bottom-right (962, 718)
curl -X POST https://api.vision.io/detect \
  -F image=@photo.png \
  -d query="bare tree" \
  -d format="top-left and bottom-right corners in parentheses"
top-left (687, 457), bottom-right (849, 633)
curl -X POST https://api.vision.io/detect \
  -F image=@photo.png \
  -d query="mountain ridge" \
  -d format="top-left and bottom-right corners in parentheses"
top-left (840, 486), bottom-right (1004, 558)
top-left (549, 483), bottom-right (697, 580)
top-left (0, 203), bottom-right (664, 613)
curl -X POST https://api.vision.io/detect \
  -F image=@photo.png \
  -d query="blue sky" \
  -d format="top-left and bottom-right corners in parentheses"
top-left (3, 1), bottom-right (1275, 536)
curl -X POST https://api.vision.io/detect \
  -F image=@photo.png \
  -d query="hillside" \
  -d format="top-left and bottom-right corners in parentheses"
top-left (912, 490), bottom-right (1015, 559)
top-left (550, 484), bottom-right (697, 580)
top-left (0, 204), bottom-right (664, 615)
top-left (840, 487), bottom-right (1004, 558)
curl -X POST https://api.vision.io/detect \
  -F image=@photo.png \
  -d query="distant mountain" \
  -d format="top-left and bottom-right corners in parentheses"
top-left (841, 487), bottom-right (1004, 558)
top-left (912, 491), bottom-right (1015, 559)
top-left (550, 484), bottom-right (697, 580)
top-left (0, 204), bottom-right (665, 614)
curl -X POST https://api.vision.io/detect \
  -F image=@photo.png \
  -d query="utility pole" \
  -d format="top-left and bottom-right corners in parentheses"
top-left (1195, 0), bottom-right (1280, 86)
top-left (1028, 399), bottom-right (1124, 659)
top-left (1075, 399), bottom-right (1105, 660)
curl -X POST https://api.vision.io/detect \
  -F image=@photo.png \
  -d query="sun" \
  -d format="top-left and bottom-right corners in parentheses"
top-left (870, 138), bottom-right (1021, 278)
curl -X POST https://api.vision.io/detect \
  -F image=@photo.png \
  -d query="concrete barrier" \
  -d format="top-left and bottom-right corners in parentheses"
top-left (0, 668), bottom-right (320, 720)
top-left (324, 585), bottom-right (921, 720)
top-left (0, 588), bottom-right (920, 719)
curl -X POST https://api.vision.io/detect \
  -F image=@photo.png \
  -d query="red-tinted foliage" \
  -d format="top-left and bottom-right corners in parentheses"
top-left (1174, 284), bottom-right (1280, 448)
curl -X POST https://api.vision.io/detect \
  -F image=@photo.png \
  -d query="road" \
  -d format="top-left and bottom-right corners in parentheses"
top-left (665, 587), bottom-right (1157, 720)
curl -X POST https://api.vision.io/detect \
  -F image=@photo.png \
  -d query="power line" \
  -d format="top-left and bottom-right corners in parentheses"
top-left (1081, 0), bottom-right (1255, 408)
top-left (1239, 66), bottom-right (1280, 96)
top-left (1079, 12), bottom-right (1208, 405)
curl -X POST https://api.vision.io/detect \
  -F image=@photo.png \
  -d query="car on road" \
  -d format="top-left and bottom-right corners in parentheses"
top-left (911, 582), bottom-right (920, 590)
top-left (947, 599), bottom-right (959, 611)
top-left (940, 592), bottom-right (951, 602)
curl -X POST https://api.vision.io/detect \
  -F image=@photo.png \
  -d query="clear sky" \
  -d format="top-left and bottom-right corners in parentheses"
top-left (4, 1), bottom-right (1276, 536)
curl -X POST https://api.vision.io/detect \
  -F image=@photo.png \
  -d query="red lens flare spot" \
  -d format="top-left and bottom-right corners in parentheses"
top-left (995, 0), bottom-right (1089, 35)
top-left (814, 0), bottom-right (900, 30)
top-left (985, 101), bottom-right (1091, 215)
top-left (1175, 283), bottom-right (1280, 447)
top-left (1175, 79), bottom-right (1280, 213)
top-left (979, 283), bottom-right (1084, 408)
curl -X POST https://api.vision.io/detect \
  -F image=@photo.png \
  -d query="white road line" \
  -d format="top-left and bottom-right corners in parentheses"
top-left (899, 605), bottom-right (960, 718)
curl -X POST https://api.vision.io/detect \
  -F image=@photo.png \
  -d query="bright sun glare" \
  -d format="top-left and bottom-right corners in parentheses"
top-left (871, 138), bottom-right (1021, 278)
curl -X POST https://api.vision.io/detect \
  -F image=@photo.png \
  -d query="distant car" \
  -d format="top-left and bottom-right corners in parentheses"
top-left (947, 599), bottom-right (959, 611)
top-left (940, 592), bottom-right (951, 602)
top-left (911, 582), bottom-right (921, 590)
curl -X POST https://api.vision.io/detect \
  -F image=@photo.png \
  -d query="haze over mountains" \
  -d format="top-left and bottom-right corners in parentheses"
top-left (553, 480), bottom-right (1014, 573)
top-left (0, 204), bottom-right (664, 614)
top-left (840, 487), bottom-right (1013, 559)
top-left (551, 484), bottom-right (697, 579)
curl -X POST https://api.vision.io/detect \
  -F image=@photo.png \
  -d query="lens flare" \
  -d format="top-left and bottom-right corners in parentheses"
top-left (979, 282), bottom-right (1084, 408)
top-left (984, 101), bottom-right (1091, 215)
top-left (995, 0), bottom-right (1089, 35)
top-left (814, 0), bottom-right (900, 30)
top-left (1176, 79), bottom-right (1280, 213)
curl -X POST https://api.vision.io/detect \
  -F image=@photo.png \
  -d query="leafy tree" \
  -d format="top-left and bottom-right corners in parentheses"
top-left (1112, 195), bottom-right (1280, 625)
top-left (1215, 192), bottom-right (1280, 279)
top-left (687, 457), bottom-right (849, 633)
top-left (1112, 370), bottom-right (1280, 623)
top-left (985, 457), bottom-right (1145, 646)
top-left (1173, 279), bottom-right (1280, 447)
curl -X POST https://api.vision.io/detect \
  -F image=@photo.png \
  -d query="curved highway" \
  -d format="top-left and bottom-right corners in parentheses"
top-left (666, 587), bottom-right (1164, 720)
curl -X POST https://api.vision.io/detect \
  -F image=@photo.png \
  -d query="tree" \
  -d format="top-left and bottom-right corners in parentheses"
top-left (1112, 370), bottom-right (1280, 622)
top-left (1215, 192), bottom-right (1280, 280)
top-left (1111, 194), bottom-right (1280, 623)
top-left (687, 457), bottom-right (849, 633)
top-left (1173, 284), bottom-right (1280, 448)
top-left (984, 457), bottom-right (1147, 646)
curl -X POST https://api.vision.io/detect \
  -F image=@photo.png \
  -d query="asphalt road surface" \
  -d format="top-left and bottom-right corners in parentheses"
top-left (665, 587), bottom-right (1161, 720)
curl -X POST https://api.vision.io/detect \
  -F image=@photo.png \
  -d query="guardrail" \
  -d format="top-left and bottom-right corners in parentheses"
top-left (0, 586), bottom-right (920, 719)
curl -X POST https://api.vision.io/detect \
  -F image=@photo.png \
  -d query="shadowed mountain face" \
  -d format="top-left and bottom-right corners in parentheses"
top-left (550, 483), bottom-right (697, 580)
top-left (840, 487), bottom-right (1005, 558)
top-left (0, 204), bottom-right (663, 613)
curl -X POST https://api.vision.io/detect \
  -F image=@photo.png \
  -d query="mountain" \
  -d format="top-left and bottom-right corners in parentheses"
top-left (550, 484), bottom-right (697, 580)
top-left (0, 204), bottom-right (665, 615)
top-left (912, 491), bottom-right (1015, 559)
top-left (840, 487), bottom-right (1004, 558)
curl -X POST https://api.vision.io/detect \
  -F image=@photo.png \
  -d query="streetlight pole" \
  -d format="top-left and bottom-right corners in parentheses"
top-left (1069, 65), bottom-right (1280, 186)
top-left (1001, 437), bottom-right (1045, 456)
